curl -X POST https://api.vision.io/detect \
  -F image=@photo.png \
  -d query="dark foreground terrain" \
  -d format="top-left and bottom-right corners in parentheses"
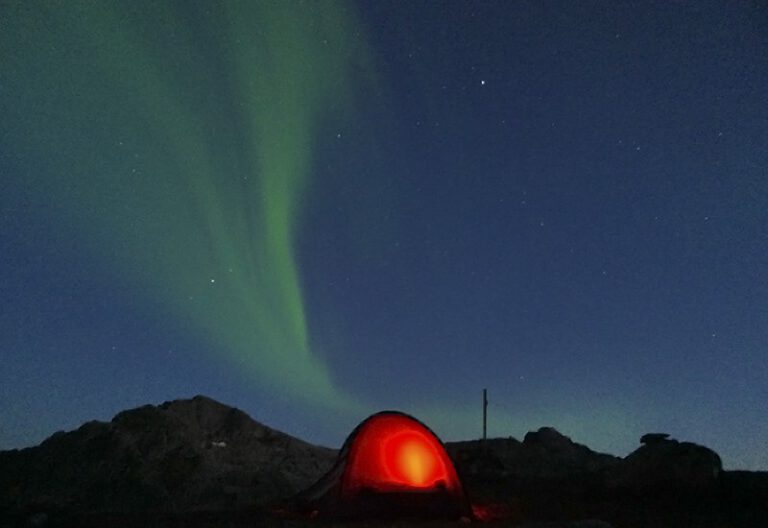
top-left (1, 396), bottom-right (766, 527)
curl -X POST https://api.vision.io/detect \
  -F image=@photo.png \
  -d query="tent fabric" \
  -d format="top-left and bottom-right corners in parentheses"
top-left (294, 411), bottom-right (471, 519)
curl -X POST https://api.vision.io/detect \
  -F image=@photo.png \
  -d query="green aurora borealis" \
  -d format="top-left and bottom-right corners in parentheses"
top-left (5, 1), bottom-right (767, 469)
top-left (2, 2), bottom-right (369, 412)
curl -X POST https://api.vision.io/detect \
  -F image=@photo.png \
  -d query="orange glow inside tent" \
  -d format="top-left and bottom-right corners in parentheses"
top-left (341, 413), bottom-right (460, 496)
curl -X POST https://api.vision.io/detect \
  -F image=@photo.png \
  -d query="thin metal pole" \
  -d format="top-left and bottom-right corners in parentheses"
top-left (482, 388), bottom-right (488, 441)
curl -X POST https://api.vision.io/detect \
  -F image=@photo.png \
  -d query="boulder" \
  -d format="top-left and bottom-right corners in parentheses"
top-left (608, 434), bottom-right (722, 492)
top-left (640, 433), bottom-right (670, 445)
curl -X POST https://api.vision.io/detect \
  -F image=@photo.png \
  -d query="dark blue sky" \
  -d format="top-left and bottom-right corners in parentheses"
top-left (1, 1), bottom-right (767, 469)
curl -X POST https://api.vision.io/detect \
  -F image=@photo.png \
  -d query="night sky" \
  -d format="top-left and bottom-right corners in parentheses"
top-left (1, 1), bottom-right (767, 470)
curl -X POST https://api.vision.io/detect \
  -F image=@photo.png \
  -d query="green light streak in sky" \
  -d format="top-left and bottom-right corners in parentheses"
top-left (1, 1), bottom-right (369, 411)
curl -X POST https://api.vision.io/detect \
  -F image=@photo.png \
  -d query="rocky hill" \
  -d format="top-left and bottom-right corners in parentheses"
top-left (0, 395), bottom-right (335, 517)
top-left (447, 428), bottom-right (767, 527)
top-left (447, 427), bottom-right (722, 496)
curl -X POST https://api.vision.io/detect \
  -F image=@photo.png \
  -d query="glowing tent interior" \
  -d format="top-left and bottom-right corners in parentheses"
top-left (294, 411), bottom-right (471, 519)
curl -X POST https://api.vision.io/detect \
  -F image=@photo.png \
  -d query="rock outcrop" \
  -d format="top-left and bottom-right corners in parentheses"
top-left (521, 427), bottom-right (621, 478)
top-left (0, 395), bottom-right (336, 516)
top-left (607, 433), bottom-right (722, 492)
top-left (447, 427), bottom-right (620, 484)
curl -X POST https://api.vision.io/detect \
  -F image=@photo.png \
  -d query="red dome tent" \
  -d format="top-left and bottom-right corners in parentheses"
top-left (295, 411), bottom-right (471, 519)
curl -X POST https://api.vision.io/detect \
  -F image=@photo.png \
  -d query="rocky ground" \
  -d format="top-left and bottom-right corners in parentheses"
top-left (1, 396), bottom-right (766, 527)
